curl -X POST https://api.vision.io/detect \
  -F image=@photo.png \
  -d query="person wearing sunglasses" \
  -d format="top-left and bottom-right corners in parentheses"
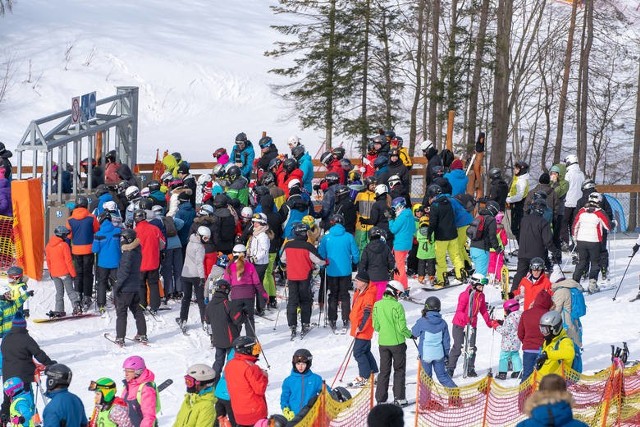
top-left (280, 349), bottom-right (324, 422)
top-left (87, 377), bottom-right (131, 427)
top-left (174, 364), bottom-right (217, 427)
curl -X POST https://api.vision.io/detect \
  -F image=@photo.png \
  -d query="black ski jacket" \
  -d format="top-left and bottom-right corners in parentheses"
top-left (358, 239), bottom-right (395, 282)
top-left (1, 327), bottom-right (54, 385)
top-left (205, 292), bottom-right (239, 349)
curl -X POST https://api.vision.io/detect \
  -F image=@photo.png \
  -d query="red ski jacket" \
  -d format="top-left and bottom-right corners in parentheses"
top-left (224, 352), bottom-right (268, 425)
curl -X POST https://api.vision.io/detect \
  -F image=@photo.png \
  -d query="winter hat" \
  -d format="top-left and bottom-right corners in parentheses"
top-left (355, 270), bottom-right (370, 283)
top-left (450, 159), bottom-right (463, 170)
top-left (495, 211), bottom-right (505, 225)
top-left (367, 403), bottom-right (404, 427)
top-left (539, 173), bottom-right (550, 185)
top-left (12, 311), bottom-right (26, 329)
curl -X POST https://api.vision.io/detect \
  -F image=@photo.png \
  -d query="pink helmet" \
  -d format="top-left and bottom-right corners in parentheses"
top-left (503, 299), bottom-right (520, 313)
top-left (123, 355), bottom-right (146, 373)
top-left (495, 211), bottom-right (505, 225)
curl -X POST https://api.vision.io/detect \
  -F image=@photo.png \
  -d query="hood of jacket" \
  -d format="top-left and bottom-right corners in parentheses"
top-left (533, 289), bottom-right (553, 310)
top-left (426, 147), bottom-right (438, 160)
top-left (551, 278), bottom-right (582, 293)
top-left (328, 223), bottom-right (346, 236)
top-left (162, 154), bottom-right (178, 170)
top-left (70, 206), bottom-right (92, 220)
top-left (524, 390), bottom-right (575, 424)
top-left (426, 311), bottom-right (445, 326)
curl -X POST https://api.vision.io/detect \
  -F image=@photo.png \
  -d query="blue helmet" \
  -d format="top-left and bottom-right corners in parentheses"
top-left (216, 254), bottom-right (230, 269)
top-left (391, 197), bottom-right (406, 210)
top-left (3, 377), bottom-right (24, 398)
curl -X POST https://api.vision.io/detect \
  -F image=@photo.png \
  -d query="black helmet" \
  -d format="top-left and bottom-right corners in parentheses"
top-left (120, 229), bottom-right (137, 245)
top-left (95, 184), bottom-right (109, 197)
top-left (45, 364), bottom-right (72, 391)
top-left (372, 135), bottom-right (385, 145)
top-left (258, 136), bottom-right (273, 149)
top-left (98, 211), bottom-right (112, 225)
top-left (320, 151), bottom-right (333, 166)
top-left (369, 226), bottom-right (386, 240)
top-left (235, 132), bottom-right (248, 144)
top-left (329, 213), bottom-right (344, 226)
top-left (582, 178), bottom-right (596, 191)
top-left (227, 166), bottom-right (241, 181)
top-left (485, 200), bottom-right (500, 217)
top-left (54, 226), bottom-right (70, 238)
top-left (292, 348), bottom-right (313, 373)
top-left (214, 279), bottom-right (231, 295)
top-left (213, 194), bottom-right (227, 208)
top-left (261, 172), bottom-right (276, 187)
top-left (363, 176), bottom-right (377, 187)
top-left (147, 180), bottom-right (160, 192)
top-left (539, 310), bottom-right (563, 337)
top-left (488, 168), bottom-right (502, 180)
top-left (334, 185), bottom-right (350, 199)
top-left (325, 172), bottom-right (340, 186)
top-left (373, 156), bottom-right (388, 169)
top-left (133, 209), bottom-right (147, 223)
top-left (269, 415), bottom-right (289, 427)
top-left (426, 184), bottom-right (442, 198)
top-left (385, 130), bottom-right (396, 140)
top-left (283, 158), bottom-right (298, 174)
top-left (331, 386), bottom-right (352, 403)
top-left (332, 146), bottom-right (346, 160)
top-left (139, 198), bottom-right (153, 211)
top-left (432, 165), bottom-right (444, 177)
top-left (76, 196), bottom-right (89, 209)
top-left (515, 160), bottom-right (529, 174)
top-left (232, 336), bottom-right (260, 357)
top-left (293, 222), bottom-right (310, 238)
top-left (105, 150), bottom-right (117, 162)
top-left (253, 185), bottom-right (270, 198)
top-left (531, 199), bottom-right (547, 216)
top-left (530, 257), bottom-right (545, 272)
top-left (292, 145), bottom-right (306, 160)
top-left (367, 141), bottom-right (377, 154)
top-left (424, 296), bottom-right (441, 312)
top-left (172, 152), bottom-right (182, 163)
top-left (268, 157), bottom-right (283, 171)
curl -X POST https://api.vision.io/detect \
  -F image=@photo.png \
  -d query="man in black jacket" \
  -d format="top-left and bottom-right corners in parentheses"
top-left (334, 185), bottom-right (357, 234)
top-left (1, 311), bottom-right (55, 420)
top-left (511, 200), bottom-right (560, 293)
top-left (486, 167), bottom-right (509, 212)
top-left (211, 194), bottom-right (236, 255)
top-left (205, 280), bottom-right (239, 379)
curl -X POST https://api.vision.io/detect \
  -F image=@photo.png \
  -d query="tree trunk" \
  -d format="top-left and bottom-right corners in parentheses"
top-left (467, 0), bottom-right (490, 156)
top-left (490, 0), bottom-right (512, 169)
top-left (428, 0), bottom-right (440, 144)
top-left (446, 0), bottom-right (458, 111)
top-left (409, 0), bottom-right (426, 155)
top-left (360, 0), bottom-right (371, 155)
top-left (325, 0), bottom-right (337, 150)
top-left (381, 9), bottom-right (393, 128)
top-left (630, 60), bottom-right (640, 231)
top-left (576, 0), bottom-right (593, 170)
top-left (553, 0), bottom-right (579, 164)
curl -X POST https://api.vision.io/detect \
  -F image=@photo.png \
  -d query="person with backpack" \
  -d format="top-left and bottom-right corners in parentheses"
top-left (535, 311), bottom-right (576, 379)
top-left (512, 257), bottom-right (553, 311)
top-left (387, 149), bottom-right (410, 192)
top-left (360, 184), bottom-right (393, 249)
top-left (206, 279), bottom-right (239, 377)
top-left (121, 356), bottom-right (159, 427)
top-left (551, 278), bottom-right (585, 372)
top-left (133, 210), bottom-right (166, 314)
top-left (333, 185), bottom-right (357, 234)
top-left (354, 176), bottom-right (377, 253)
top-left (411, 296), bottom-right (456, 387)
top-left (468, 200), bottom-right (501, 276)
top-left (421, 141), bottom-right (442, 186)
top-left (518, 290), bottom-right (554, 383)
top-left (488, 211), bottom-right (508, 285)
top-left (210, 194), bottom-right (237, 255)
top-left (494, 299), bottom-right (523, 380)
top-left (92, 211), bottom-right (121, 313)
top-left (88, 377), bottom-right (132, 427)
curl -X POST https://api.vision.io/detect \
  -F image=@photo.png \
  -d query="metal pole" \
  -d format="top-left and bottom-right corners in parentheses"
top-left (612, 254), bottom-right (636, 301)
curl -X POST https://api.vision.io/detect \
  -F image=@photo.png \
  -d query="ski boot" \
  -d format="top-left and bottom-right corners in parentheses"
top-left (46, 311), bottom-right (66, 318)
top-left (114, 337), bottom-right (125, 347)
top-left (72, 301), bottom-right (83, 315)
top-left (495, 372), bottom-right (507, 380)
top-left (393, 399), bottom-right (408, 407)
top-left (342, 320), bottom-right (350, 330)
top-left (466, 369), bottom-right (478, 377)
top-left (268, 296), bottom-right (278, 309)
top-left (329, 320), bottom-right (337, 332)
top-left (290, 326), bottom-right (297, 340)
top-left (82, 297), bottom-right (92, 312)
top-left (134, 334), bottom-right (148, 344)
top-left (97, 305), bottom-right (106, 315)
top-left (301, 323), bottom-right (312, 337)
top-left (588, 279), bottom-right (600, 294)
top-left (511, 371), bottom-right (521, 379)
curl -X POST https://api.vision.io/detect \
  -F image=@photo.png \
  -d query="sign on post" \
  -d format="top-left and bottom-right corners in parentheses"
top-left (71, 96), bottom-right (81, 124)
top-left (80, 91), bottom-right (97, 121)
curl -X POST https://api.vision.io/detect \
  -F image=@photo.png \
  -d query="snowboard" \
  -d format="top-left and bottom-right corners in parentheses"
top-left (33, 313), bottom-right (101, 323)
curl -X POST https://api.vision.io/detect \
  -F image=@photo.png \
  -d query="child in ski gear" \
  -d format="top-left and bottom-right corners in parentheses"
top-left (121, 356), bottom-right (158, 427)
top-left (4, 268), bottom-right (29, 318)
top-left (224, 336), bottom-right (268, 426)
top-left (88, 377), bottom-right (133, 427)
top-left (411, 296), bottom-right (456, 387)
top-left (206, 254), bottom-right (228, 303)
top-left (513, 257), bottom-right (553, 310)
top-left (535, 311), bottom-right (576, 379)
top-left (205, 280), bottom-right (239, 377)
top-left (388, 197), bottom-right (417, 291)
top-left (373, 281), bottom-right (413, 405)
top-left (92, 212), bottom-right (121, 313)
top-left (214, 350), bottom-right (236, 427)
top-left (551, 278), bottom-right (584, 349)
top-left (488, 211), bottom-right (508, 284)
top-left (354, 176), bottom-right (376, 253)
top-left (114, 229), bottom-right (147, 346)
top-left (358, 227), bottom-right (395, 301)
top-left (318, 214), bottom-right (360, 331)
top-left (348, 271), bottom-right (379, 387)
top-left (178, 227), bottom-right (210, 331)
top-left (280, 349), bottom-right (324, 420)
top-left (0, 283), bottom-right (29, 338)
top-left (43, 364), bottom-right (88, 427)
top-left (518, 290), bottom-right (554, 383)
top-left (447, 274), bottom-right (498, 377)
top-left (495, 299), bottom-right (523, 380)
top-left (468, 201), bottom-right (501, 276)
top-left (225, 244), bottom-right (266, 338)
top-left (3, 377), bottom-right (35, 427)
top-left (173, 364), bottom-right (217, 427)
top-left (415, 216), bottom-right (436, 286)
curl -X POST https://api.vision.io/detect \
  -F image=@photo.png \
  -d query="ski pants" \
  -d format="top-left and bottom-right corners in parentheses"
top-left (521, 351), bottom-right (539, 384)
top-left (510, 201), bottom-right (525, 243)
top-left (417, 259), bottom-right (436, 279)
top-left (161, 247), bottom-right (183, 295)
top-left (552, 215), bottom-right (563, 249)
top-left (393, 250), bottom-right (409, 289)
top-left (488, 252), bottom-right (504, 279)
top-left (499, 350), bottom-right (523, 373)
top-left (599, 230), bottom-right (609, 272)
top-left (213, 347), bottom-right (231, 382)
top-left (434, 239), bottom-right (464, 284)
top-left (407, 243), bottom-right (418, 275)
top-left (140, 269), bottom-right (161, 312)
top-left (447, 324), bottom-right (477, 373)
top-left (180, 276), bottom-right (206, 323)
top-left (561, 207), bottom-right (578, 245)
top-left (573, 241), bottom-right (602, 282)
top-left (469, 247), bottom-right (490, 277)
top-left (354, 338), bottom-right (379, 379)
top-left (421, 358), bottom-right (457, 388)
top-left (262, 253), bottom-right (277, 297)
top-left (115, 292), bottom-right (146, 339)
top-left (287, 278), bottom-right (313, 328)
top-left (231, 297), bottom-right (256, 337)
top-left (456, 226), bottom-right (472, 266)
top-left (376, 343), bottom-right (407, 403)
top-left (52, 275), bottom-right (80, 312)
top-left (327, 275), bottom-right (351, 322)
top-left (72, 253), bottom-right (94, 300)
top-left (95, 266), bottom-right (117, 308)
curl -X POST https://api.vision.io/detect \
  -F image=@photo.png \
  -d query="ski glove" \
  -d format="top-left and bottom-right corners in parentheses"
top-left (283, 407), bottom-right (295, 421)
top-left (10, 416), bottom-right (25, 425)
top-left (535, 352), bottom-right (548, 370)
top-left (27, 290), bottom-right (34, 296)
top-left (632, 244), bottom-right (639, 256)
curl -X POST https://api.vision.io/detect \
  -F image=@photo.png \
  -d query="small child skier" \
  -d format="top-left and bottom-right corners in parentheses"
top-left (3, 377), bottom-right (35, 427)
top-left (5, 267), bottom-right (30, 316)
top-left (45, 226), bottom-right (82, 317)
top-left (280, 349), bottom-right (325, 421)
top-left (206, 254), bottom-right (229, 303)
top-left (494, 299), bottom-right (523, 380)
top-left (0, 283), bottom-right (30, 338)
top-left (415, 215), bottom-right (436, 286)
top-left (358, 227), bottom-right (395, 301)
top-left (88, 377), bottom-right (133, 427)
top-left (488, 211), bottom-right (508, 285)
top-left (174, 364), bottom-right (217, 426)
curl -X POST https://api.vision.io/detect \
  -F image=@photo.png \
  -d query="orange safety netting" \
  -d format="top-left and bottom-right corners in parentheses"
top-left (0, 215), bottom-right (15, 270)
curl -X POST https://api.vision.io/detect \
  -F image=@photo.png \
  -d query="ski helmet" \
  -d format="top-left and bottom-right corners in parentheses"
top-left (334, 185), bottom-right (350, 199)
top-left (293, 222), bottom-right (310, 239)
top-left (588, 192), bottom-right (603, 206)
top-left (292, 348), bottom-right (313, 373)
top-left (45, 364), bottom-right (72, 391)
top-left (363, 176), bottom-right (377, 188)
top-left (232, 336), bottom-right (261, 357)
top-left (125, 186), bottom-right (140, 201)
top-left (301, 215), bottom-right (316, 228)
top-left (292, 145), bottom-right (306, 160)
top-left (503, 299), bottom-right (520, 313)
top-left (186, 364), bottom-right (216, 383)
top-left (514, 160), bottom-right (529, 174)
top-left (98, 211), bottom-right (112, 225)
top-left (374, 184), bottom-right (388, 197)
top-left (216, 255), bottom-right (230, 269)
top-left (320, 151), bottom-right (333, 166)
top-left (106, 150), bottom-right (117, 162)
top-left (391, 197), bottom-right (406, 210)
top-left (147, 180), bottom-right (161, 192)
top-left (74, 196), bottom-right (88, 209)
top-left (197, 226), bottom-right (211, 240)
top-left (332, 146), bottom-right (346, 160)
top-left (214, 279), bottom-right (231, 295)
top-left (581, 178), bottom-right (596, 191)
top-left (252, 213), bottom-right (268, 225)
top-left (388, 175), bottom-right (401, 188)
top-left (54, 226), bottom-right (71, 238)
top-left (530, 257), bottom-right (545, 272)
top-left (325, 172), bottom-right (340, 186)
top-left (385, 280), bottom-right (404, 297)
top-left (348, 170), bottom-right (361, 183)
top-left (287, 179), bottom-right (301, 190)
top-left (213, 147), bottom-right (227, 159)
top-left (89, 377), bottom-right (117, 404)
top-left (213, 194), bottom-right (227, 208)
top-left (258, 136), bottom-right (273, 149)
top-left (385, 130), bottom-right (396, 140)
top-left (287, 135), bottom-right (301, 148)
top-left (488, 168), bottom-right (502, 180)
top-left (539, 310), bottom-right (563, 337)
top-left (227, 166), bottom-right (241, 182)
top-left (138, 198), bottom-right (153, 211)
top-left (329, 213), bottom-right (344, 226)
top-left (485, 200), bottom-right (500, 217)
top-left (199, 204), bottom-right (215, 217)
top-left (3, 377), bottom-right (24, 398)
top-left (152, 205), bottom-right (164, 216)
top-left (177, 164), bottom-right (190, 176)
top-left (95, 184), bottom-right (109, 197)
top-left (283, 158), bottom-right (298, 174)
top-left (232, 244), bottom-right (247, 257)
top-left (212, 164), bottom-right (226, 178)
top-left (120, 229), bottom-right (136, 245)
top-left (261, 172), bottom-right (276, 187)
top-left (172, 152), bottom-right (182, 163)
top-left (235, 133), bottom-right (248, 144)
top-left (563, 154), bottom-right (578, 166)
top-left (331, 387), bottom-right (352, 403)
top-left (420, 139), bottom-right (433, 153)
top-left (368, 226), bottom-right (386, 240)
top-left (133, 209), bottom-right (147, 223)
top-left (269, 414), bottom-right (289, 427)
top-left (103, 201), bottom-right (118, 213)
top-left (123, 356), bottom-right (146, 376)
top-left (0, 283), bottom-right (10, 298)
top-left (424, 296), bottom-right (441, 313)
top-left (469, 273), bottom-right (488, 288)
top-left (161, 171), bottom-right (173, 183)
top-left (7, 266), bottom-right (23, 282)
top-left (372, 135), bottom-right (386, 146)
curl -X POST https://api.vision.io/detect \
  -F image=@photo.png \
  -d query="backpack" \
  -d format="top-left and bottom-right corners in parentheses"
top-left (567, 287), bottom-right (586, 322)
top-left (466, 215), bottom-right (486, 241)
top-left (161, 216), bottom-right (178, 237)
top-left (554, 336), bottom-right (582, 373)
top-left (454, 193), bottom-right (476, 214)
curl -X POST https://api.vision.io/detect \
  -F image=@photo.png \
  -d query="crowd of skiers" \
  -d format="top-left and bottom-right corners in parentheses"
top-left (0, 128), bottom-right (636, 426)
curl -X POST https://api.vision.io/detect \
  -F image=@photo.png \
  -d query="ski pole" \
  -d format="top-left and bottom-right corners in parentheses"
top-left (273, 283), bottom-right (287, 331)
top-left (245, 315), bottom-right (271, 369)
top-left (612, 252), bottom-right (636, 301)
top-left (331, 338), bottom-right (355, 388)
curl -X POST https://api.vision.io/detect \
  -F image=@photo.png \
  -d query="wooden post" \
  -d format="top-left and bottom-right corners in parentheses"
top-left (446, 110), bottom-right (455, 151)
top-left (481, 376), bottom-right (492, 427)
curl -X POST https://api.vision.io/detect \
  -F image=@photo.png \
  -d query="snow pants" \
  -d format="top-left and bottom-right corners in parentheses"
top-left (72, 253), bottom-right (94, 301)
top-left (573, 241), bottom-right (601, 282)
top-left (140, 269), bottom-right (161, 312)
top-left (499, 350), bottom-right (523, 373)
top-left (470, 247), bottom-right (489, 276)
top-left (393, 250), bottom-right (409, 289)
top-left (327, 275), bottom-right (351, 322)
top-left (354, 338), bottom-right (379, 379)
top-left (456, 226), bottom-right (472, 266)
top-left (421, 358), bottom-right (457, 388)
top-left (95, 266), bottom-right (117, 308)
top-left (287, 279), bottom-right (313, 327)
top-left (115, 292), bottom-right (146, 339)
top-left (434, 239), bottom-right (464, 284)
top-left (161, 247), bottom-right (183, 295)
top-left (180, 276), bottom-right (206, 323)
top-left (447, 324), bottom-right (477, 373)
top-left (376, 343), bottom-right (407, 403)
top-left (52, 275), bottom-right (80, 312)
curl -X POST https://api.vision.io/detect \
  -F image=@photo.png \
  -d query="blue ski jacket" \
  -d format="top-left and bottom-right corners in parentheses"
top-left (389, 208), bottom-right (417, 251)
top-left (411, 311), bottom-right (451, 363)
top-left (318, 224), bottom-right (359, 277)
top-left (92, 220), bottom-right (121, 268)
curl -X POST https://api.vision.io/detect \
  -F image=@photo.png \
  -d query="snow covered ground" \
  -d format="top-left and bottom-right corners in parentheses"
top-left (19, 234), bottom-right (639, 425)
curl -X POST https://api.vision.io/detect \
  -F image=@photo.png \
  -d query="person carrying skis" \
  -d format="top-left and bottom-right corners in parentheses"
top-left (177, 226), bottom-right (210, 332)
top-left (88, 378), bottom-right (132, 427)
top-left (494, 299), bottom-right (523, 380)
top-left (280, 349), bottom-right (325, 421)
top-left (3, 377), bottom-right (35, 427)
top-left (92, 211), bottom-right (122, 314)
top-left (446, 274), bottom-right (499, 378)
top-left (113, 229), bottom-right (147, 346)
top-left (205, 279), bottom-right (239, 377)
top-left (121, 356), bottom-right (159, 427)
top-left (348, 271), bottom-right (379, 387)
top-left (224, 336), bottom-right (268, 427)
top-left (372, 280), bottom-right (413, 405)
top-left (512, 257), bottom-right (553, 310)
top-left (318, 214), bottom-right (360, 332)
top-left (358, 227), bottom-right (395, 301)
top-left (535, 311), bottom-right (576, 379)
top-left (411, 296), bottom-right (457, 387)
top-left (45, 226), bottom-right (82, 317)
top-left (174, 364), bottom-right (217, 427)
top-left (518, 290), bottom-right (554, 382)
top-left (43, 364), bottom-right (88, 427)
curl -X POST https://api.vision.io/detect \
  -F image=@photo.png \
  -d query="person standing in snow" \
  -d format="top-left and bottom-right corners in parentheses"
top-left (348, 271), bottom-right (379, 387)
top-left (560, 155), bottom-right (585, 251)
top-left (505, 161), bottom-right (530, 244)
top-left (518, 290), bottom-right (554, 383)
top-left (388, 197), bottom-right (416, 294)
top-left (43, 364), bottom-right (88, 427)
top-left (45, 226), bottom-right (82, 317)
top-left (494, 299), bottom-right (523, 380)
top-left (177, 226), bottom-right (210, 331)
top-left (92, 212), bottom-right (121, 314)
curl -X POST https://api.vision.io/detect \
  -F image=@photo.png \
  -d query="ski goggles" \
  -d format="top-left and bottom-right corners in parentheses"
top-left (184, 375), bottom-right (199, 388)
top-left (292, 355), bottom-right (310, 365)
top-left (539, 325), bottom-right (553, 336)
top-left (88, 381), bottom-right (115, 392)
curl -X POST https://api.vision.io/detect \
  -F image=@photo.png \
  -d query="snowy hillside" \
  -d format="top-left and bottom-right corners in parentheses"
top-left (19, 236), bottom-right (640, 425)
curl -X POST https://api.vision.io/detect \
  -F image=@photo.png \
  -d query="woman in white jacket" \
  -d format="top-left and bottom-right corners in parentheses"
top-left (248, 213), bottom-right (271, 315)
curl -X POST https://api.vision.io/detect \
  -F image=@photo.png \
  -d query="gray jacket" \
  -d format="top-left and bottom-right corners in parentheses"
top-left (182, 233), bottom-right (205, 279)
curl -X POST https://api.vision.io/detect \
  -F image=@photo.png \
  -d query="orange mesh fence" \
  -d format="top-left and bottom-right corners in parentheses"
top-left (0, 215), bottom-right (16, 270)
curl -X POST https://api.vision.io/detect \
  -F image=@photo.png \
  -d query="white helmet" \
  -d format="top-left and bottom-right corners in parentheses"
top-left (252, 213), bottom-right (268, 225)
top-left (564, 154), bottom-right (578, 166)
top-left (420, 140), bottom-right (433, 153)
top-left (197, 226), bottom-right (211, 239)
top-left (232, 244), bottom-right (247, 255)
top-left (140, 187), bottom-right (150, 197)
top-left (388, 175), bottom-right (401, 188)
top-left (240, 207), bottom-right (253, 220)
top-left (102, 201), bottom-right (117, 212)
top-left (0, 283), bottom-right (10, 297)
top-left (588, 192), bottom-right (603, 205)
top-left (187, 364), bottom-right (216, 382)
top-left (287, 135), bottom-right (301, 147)
top-left (197, 174), bottom-right (212, 186)
top-left (374, 184), bottom-right (388, 197)
top-left (125, 186), bottom-right (140, 201)
top-left (386, 280), bottom-right (404, 295)
top-left (151, 205), bottom-right (164, 215)
top-left (287, 178), bottom-right (301, 189)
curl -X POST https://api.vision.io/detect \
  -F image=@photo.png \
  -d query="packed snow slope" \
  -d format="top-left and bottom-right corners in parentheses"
top-left (19, 236), bottom-right (640, 424)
